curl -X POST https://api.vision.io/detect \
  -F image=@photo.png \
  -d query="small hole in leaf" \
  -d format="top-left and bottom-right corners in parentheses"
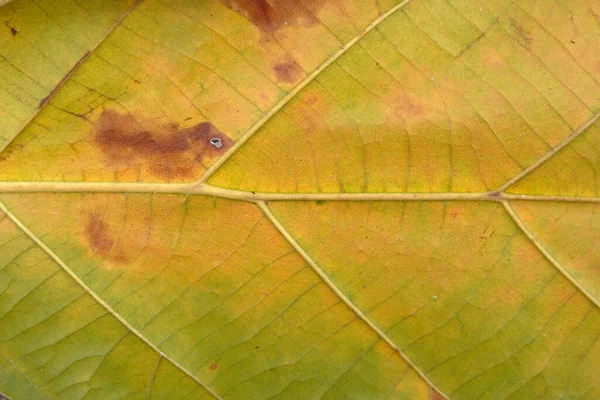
top-left (210, 138), bottom-right (223, 148)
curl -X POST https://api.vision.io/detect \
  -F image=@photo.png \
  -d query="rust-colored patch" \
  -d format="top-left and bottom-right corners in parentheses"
top-left (0, 143), bottom-right (23, 163)
top-left (92, 110), bottom-right (232, 180)
top-left (273, 61), bottom-right (304, 83)
top-left (84, 213), bottom-right (127, 264)
top-left (393, 92), bottom-right (425, 119)
top-left (397, 100), bottom-right (424, 118)
top-left (210, 363), bottom-right (218, 370)
top-left (431, 389), bottom-right (447, 400)
top-left (220, 0), bottom-right (324, 35)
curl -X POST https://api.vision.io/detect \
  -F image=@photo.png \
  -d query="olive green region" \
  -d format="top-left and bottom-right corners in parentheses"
top-left (0, 356), bottom-right (43, 400)
top-left (0, 0), bottom-right (137, 146)
top-left (0, 193), bottom-right (430, 399)
top-left (0, 210), bottom-right (214, 400)
top-left (268, 201), bottom-right (600, 399)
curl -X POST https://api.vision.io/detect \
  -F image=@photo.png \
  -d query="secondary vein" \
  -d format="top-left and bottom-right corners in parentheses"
top-left (256, 200), bottom-right (448, 398)
top-left (0, 199), bottom-right (223, 400)
top-left (501, 200), bottom-right (599, 308)
top-left (497, 110), bottom-right (600, 192)
top-left (195, 0), bottom-right (413, 185)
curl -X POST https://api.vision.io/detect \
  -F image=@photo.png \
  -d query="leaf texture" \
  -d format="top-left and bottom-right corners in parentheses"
top-left (0, 0), bottom-right (599, 399)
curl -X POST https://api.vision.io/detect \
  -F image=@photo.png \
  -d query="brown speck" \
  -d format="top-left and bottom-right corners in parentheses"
top-left (93, 110), bottom-right (233, 180)
top-left (432, 389), bottom-right (447, 400)
top-left (5, 21), bottom-right (17, 36)
top-left (210, 363), bottom-right (218, 370)
top-left (219, 0), bottom-right (324, 35)
top-left (273, 61), bottom-right (304, 84)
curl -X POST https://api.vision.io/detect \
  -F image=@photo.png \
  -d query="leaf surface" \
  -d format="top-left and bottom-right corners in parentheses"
top-left (0, 0), bottom-right (599, 399)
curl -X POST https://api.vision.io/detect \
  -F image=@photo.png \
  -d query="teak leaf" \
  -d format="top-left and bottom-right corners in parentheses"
top-left (0, 0), bottom-right (599, 399)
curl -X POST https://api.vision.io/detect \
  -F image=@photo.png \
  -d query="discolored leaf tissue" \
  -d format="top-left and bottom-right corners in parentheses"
top-left (0, 0), bottom-right (599, 399)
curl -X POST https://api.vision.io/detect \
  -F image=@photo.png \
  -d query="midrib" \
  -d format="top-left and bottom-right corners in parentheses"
top-left (0, 181), bottom-right (597, 204)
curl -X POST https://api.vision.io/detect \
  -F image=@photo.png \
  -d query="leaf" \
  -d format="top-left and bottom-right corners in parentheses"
top-left (0, 0), bottom-right (598, 399)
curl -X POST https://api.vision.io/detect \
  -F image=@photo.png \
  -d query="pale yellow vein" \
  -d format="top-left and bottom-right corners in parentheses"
top-left (257, 200), bottom-right (448, 399)
top-left (0, 199), bottom-right (222, 400)
top-left (195, 0), bottom-right (413, 185)
top-left (497, 110), bottom-right (600, 192)
top-left (501, 200), bottom-right (599, 308)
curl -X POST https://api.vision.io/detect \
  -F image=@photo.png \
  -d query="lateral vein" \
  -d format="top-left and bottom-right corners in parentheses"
top-left (501, 200), bottom-right (599, 308)
top-left (497, 110), bottom-right (600, 192)
top-left (257, 201), bottom-right (448, 398)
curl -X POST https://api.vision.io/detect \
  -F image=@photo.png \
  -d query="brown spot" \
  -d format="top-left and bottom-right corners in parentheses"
top-left (220, 0), bottom-right (324, 35)
top-left (510, 18), bottom-right (532, 49)
top-left (488, 191), bottom-right (503, 199)
top-left (210, 363), bottom-right (218, 370)
top-left (397, 100), bottom-right (424, 117)
top-left (393, 92), bottom-right (425, 119)
top-left (432, 389), bottom-right (447, 400)
top-left (84, 213), bottom-right (127, 264)
top-left (93, 110), bottom-right (233, 180)
top-left (273, 61), bottom-right (304, 83)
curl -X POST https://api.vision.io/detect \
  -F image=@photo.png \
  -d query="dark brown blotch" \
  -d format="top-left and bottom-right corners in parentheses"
top-left (219, 0), bottom-right (324, 35)
top-left (93, 110), bottom-right (232, 180)
top-left (85, 213), bottom-right (127, 264)
top-left (273, 61), bottom-right (304, 83)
